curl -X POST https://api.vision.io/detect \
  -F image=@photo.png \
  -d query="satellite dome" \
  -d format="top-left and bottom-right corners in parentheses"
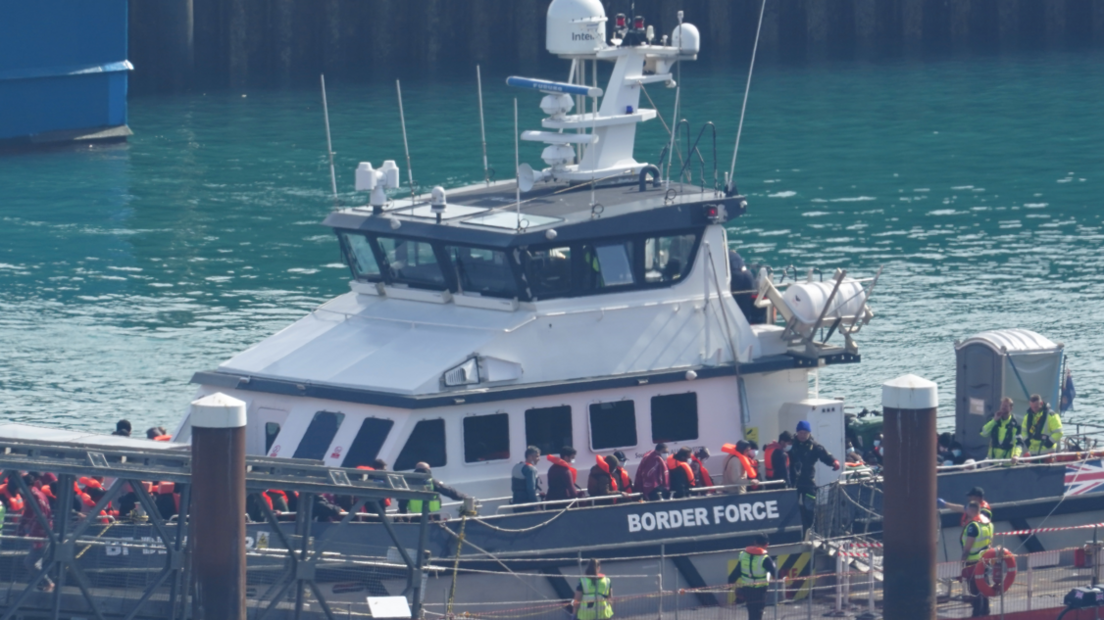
top-left (546, 0), bottom-right (607, 57)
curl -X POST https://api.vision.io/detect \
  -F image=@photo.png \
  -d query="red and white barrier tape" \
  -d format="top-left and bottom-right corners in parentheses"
top-left (997, 522), bottom-right (1104, 537)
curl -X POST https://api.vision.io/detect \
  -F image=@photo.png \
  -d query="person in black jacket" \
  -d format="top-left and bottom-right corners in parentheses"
top-left (789, 421), bottom-right (839, 535)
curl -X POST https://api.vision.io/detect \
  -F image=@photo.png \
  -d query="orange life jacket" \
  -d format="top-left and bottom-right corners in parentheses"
top-left (617, 468), bottom-right (632, 492)
top-left (153, 435), bottom-right (171, 441)
top-left (547, 455), bottom-right (578, 484)
top-left (690, 455), bottom-right (713, 487)
top-left (666, 455), bottom-right (696, 487)
top-left (595, 456), bottom-right (618, 492)
top-left (0, 484), bottom-right (24, 512)
top-left (763, 442), bottom-right (787, 479)
top-left (722, 444), bottom-right (759, 481)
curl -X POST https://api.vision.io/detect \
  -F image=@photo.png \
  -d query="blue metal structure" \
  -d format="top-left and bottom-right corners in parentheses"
top-left (0, 0), bottom-right (132, 147)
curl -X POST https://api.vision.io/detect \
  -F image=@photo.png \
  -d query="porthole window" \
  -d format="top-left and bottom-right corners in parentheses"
top-left (525, 406), bottom-right (572, 457)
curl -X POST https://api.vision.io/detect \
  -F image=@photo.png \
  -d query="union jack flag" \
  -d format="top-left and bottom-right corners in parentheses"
top-left (1064, 460), bottom-right (1104, 496)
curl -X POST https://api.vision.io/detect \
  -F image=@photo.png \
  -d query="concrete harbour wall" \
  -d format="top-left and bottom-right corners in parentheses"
top-left (128, 0), bottom-right (1104, 92)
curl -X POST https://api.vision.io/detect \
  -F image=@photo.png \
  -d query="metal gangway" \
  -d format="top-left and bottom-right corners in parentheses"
top-left (0, 432), bottom-right (437, 620)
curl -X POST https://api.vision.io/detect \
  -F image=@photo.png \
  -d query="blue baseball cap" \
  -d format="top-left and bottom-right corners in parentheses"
top-left (796, 420), bottom-right (812, 433)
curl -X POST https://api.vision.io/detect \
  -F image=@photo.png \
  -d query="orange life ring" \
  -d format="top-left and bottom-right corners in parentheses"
top-left (973, 547), bottom-right (1017, 597)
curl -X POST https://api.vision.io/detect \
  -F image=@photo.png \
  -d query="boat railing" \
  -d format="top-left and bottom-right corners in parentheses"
top-left (493, 479), bottom-right (788, 514)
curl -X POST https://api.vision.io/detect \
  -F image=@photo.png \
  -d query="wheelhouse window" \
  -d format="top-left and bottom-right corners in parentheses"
top-left (445, 245), bottom-right (518, 298)
top-left (377, 236), bottom-right (447, 289)
top-left (525, 406), bottom-right (573, 457)
top-left (394, 419), bottom-right (447, 470)
top-left (589, 401), bottom-right (637, 450)
top-left (264, 422), bottom-right (281, 454)
top-left (293, 411), bottom-right (346, 460)
top-left (341, 417), bottom-right (395, 468)
top-left (340, 232), bottom-right (383, 280)
top-left (582, 241), bottom-right (635, 289)
top-left (651, 393), bottom-right (698, 443)
top-left (463, 413), bottom-right (510, 463)
top-left (525, 246), bottom-right (573, 299)
top-left (644, 234), bottom-right (697, 283)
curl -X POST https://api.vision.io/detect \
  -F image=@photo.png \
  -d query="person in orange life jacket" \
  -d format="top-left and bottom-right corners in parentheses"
top-left (588, 455), bottom-right (626, 505)
top-left (764, 431), bottom-right (793, 488)
top-left (789, 420), bottom-right (840, 534)
top-left (146, 426), bottom-right (170, 441)
top-left (863, 433), bottom-right (883, 467)
top-left (0, 473), bottom-right (25, 513)
top-left (399, 462), bottom-right (467, 515)
top-left (728, 534), bottom-right (778, 620)
top-left (612, 451), bottom-right (633, 494)
top-left (722, 440), bottom-right (759, 494)
top-left (547, 446), bottom-right (583, 501)
top-left (689, 447), bottom-right (713, 489)
top-left (938, 486), bottom-right (994, 527)
top-left (333, 459), bottom-right (392, 517)
top-left (634, 443), bottom-right (670, 501)
top-left (19, 473), bottom-right (55, 592)
top-left (667, 448), bottom-right (695, 498)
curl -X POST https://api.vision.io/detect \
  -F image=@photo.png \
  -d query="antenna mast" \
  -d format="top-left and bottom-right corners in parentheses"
top-left (320, 74), bottom-right (338, 205)
top-left (726, 0), bottom-right (767, 195)
top-left (396, 80), bottom-right (416, 206)
top-left (477, 65), bottom-right (491, 185)
top-left (514, 98), bottom-right (521, 230)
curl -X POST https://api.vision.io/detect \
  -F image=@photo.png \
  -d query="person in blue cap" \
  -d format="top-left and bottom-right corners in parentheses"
top-left (789, 420), bottom-right (839, 534)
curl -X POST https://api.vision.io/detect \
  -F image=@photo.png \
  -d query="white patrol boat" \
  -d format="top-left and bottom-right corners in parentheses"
top-left (182, 0), bottom-right (874, 506)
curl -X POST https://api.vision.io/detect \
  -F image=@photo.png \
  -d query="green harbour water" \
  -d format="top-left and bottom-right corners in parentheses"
top-left (1, 49), bottom-right (1102, 433)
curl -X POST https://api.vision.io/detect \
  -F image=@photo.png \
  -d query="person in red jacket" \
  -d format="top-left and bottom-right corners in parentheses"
top-left (634, 443), bottom-right (670, 501)
top-left (546, 446), bottom-right (582, 501)
top-left (19, 474), bottom-right (55, 592)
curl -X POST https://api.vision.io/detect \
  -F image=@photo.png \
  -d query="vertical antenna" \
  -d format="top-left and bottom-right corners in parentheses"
top-left (477, 65), bottom-right (490, 185)
top-left (396, 80), bottom-right (416, 206)
top-left (727, 0), bottom-right (767, 195)
top-left (320, 74), bottom-right (338, 205)
top-left (665, 12), bottom-right (684, 187)
top-left (589, 94), bottom-right (597, 207)
top-left (514, 98), bottom-right (521, 230)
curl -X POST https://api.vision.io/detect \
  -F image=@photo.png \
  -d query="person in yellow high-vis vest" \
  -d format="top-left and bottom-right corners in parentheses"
top-left (960, 502), bottom-right (994, 617)
top-left (728, 534), bottom-right (778, 620)
top-left (573, 559), bottom-right (613, 620)
top-left (1023, 394), bottom-right (1063, 455)
top-left (981, 398), bottom-right (1022, 461)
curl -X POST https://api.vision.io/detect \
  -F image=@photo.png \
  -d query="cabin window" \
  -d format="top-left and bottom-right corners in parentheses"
top-left (264, 422), bottom-right (281, 454)
top-left (394, 419), bottom-right (447, 470)
top-left (525, 247), bottom-right (573, 298)
top-left (525, 406), bottom-right (573, 457)
top-left (377, 236), bottom-right (447, 289)
top-left (589, 401), bottom-right (637, 450)
top-left (463, 413), bottom-right (510, 463)
top-left (293, 411), bottom-right (346, 460)
top-left (341, 417), bottom-right (395, 468)
top-left (340, 232), bottom-right (383, 280)
top-left (582, 241), bottom-right (635, 289)
top-left (444, 245), bottom-right (518, 298)
top-left (644, 234), bottom-right (697, 283)
top-left (650, 393), bottom-right (699, 443)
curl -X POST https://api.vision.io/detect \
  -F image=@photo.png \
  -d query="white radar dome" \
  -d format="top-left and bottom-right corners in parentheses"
top-left (671, 22), bottom-right (701, 56)
top-left (546, 0), bottom-right (607, 57)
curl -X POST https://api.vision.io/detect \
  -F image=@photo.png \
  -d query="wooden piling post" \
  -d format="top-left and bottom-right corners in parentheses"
top-left (882, 374), bottom-right (938, 620)
top-left (190, 392), bottom-right (247, 620)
